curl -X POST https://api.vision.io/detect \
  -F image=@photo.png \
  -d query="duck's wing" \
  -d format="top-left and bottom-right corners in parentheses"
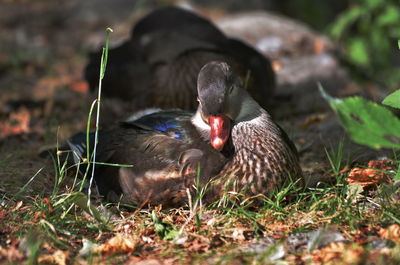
top-left (66, 110), bottom-right (194, 169)
top-left (66, 110), bottom-right (227, 206)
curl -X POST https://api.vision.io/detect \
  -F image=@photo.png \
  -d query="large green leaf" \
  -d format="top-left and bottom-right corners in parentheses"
top-left (320, 86), bottom-right (400, 150)
top-left (382, 89), bottom-right (400, 109)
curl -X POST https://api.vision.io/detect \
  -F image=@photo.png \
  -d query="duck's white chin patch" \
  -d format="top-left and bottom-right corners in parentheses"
top-left (211, 137), bottom-right (225, 151)
top-left (191, 110), bottom-right (210, 131)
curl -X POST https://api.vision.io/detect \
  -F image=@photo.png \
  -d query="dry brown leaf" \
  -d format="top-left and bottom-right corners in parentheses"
top-left (0, 208), bottom-right (7, 220)
top-left (312, 242), bottom-right (363, 265)
top-left (0, 108), bottom-right (31, 138)
top-left (231, 228), bottom-right (246, 241)
top-left (184, 237), bottom-right (208, 253)
top-left (13, 201), bottom-right (23, 211)
top-left (71, 80), bottom-right (89, 94)
top-left (379, 224), bottom-right (400, 242)
top-left (346, 160), bottom-right (392, 187)
top-left (263, 221), bottom-right (289, 239)
top-left (299, 113), bottom-right (329, 130)
top-left (42, 197), bottom-right (54, 212)
top-left (0, 245), bottom-right (24, 263)
top-left (94, 234), bottom-right (137, 255)
top-left (38, 250), bottom-right (69, 265)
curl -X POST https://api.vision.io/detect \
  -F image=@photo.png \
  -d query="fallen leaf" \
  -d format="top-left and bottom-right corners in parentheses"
top-left (346, 160), bottom-right (393, 187)
top-left (379, 224), bottom-right (400, 242)
top-left (94, 234), bottom-right (137, 255)
top-left (209, 236), bottom-right (224, 249)
top-left (346, 183), bottom-right (364, 202)
top-left (299, 113), bottom-right (329, 130)
top-left (313, 242), bottom-right (363, 264)
top-left (206, 217), bottom-right (217, 226)
top-left (13, 201), bottom-right (23, 211)
top-left (231, 229), bottom-right (246, 241)
top-left (42, 197), bottom-right (54, 212)
top-left (0, 208), bottom-right (7, 220)
top-left (184, 237), bottom-right (208, 253)
top-left (78, 238), bottom-right (99, 256)
top-left (0, 245), bottom-right (24, 263)
top-left (174, 235), bottom-right (188, 245)
top-left (71, 80), bottom-right (89, 94)
top-left (0, 108), bottom-right (31, 138)
top-left (38, 250), bottom-right (69, 265)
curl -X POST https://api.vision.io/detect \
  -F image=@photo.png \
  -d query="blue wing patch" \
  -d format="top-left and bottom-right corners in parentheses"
top-left (153, 120), bottom-right (182, 139)
top-left (132, 110), bottom-right (193, 140)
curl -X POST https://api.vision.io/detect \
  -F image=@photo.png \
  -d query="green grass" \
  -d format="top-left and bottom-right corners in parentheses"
top-left (324, 137), bottom-right (346, 176)
top-left (1, 153), bottom-right (400, 263)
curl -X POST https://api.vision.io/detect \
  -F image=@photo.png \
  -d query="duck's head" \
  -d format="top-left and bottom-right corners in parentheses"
top-left (196, 61), bottom-right (263, 151)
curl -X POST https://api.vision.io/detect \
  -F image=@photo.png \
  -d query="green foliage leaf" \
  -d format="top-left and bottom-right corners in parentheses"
top-left (151, 211), bottom-right (180, 240)
top-left (347, 38), bottom-right (370, 66)
top-left (330, 7), bottom-right (364, 39)
top-left (376, 5), bottom-right (400, 26)
top-left (365, 0), bottom-right (383, 9)
top-left (328, 0), bottom-right (400, 89)
top-left (320, 85), bottom-right (400, 150)
top-left (382, 89), bottom-right (400, 109)
top-left (395, 169), bottom-right (400, 181)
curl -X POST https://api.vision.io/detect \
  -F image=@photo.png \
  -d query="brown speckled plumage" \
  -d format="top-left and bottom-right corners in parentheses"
top-left (206, 111), bottom-right (302, 201)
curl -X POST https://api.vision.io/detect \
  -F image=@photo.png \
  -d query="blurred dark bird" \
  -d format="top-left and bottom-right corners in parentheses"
top-left (85, 6), bottom-right (275, 111)
top-left (71, 62), bottom-right (299, 207)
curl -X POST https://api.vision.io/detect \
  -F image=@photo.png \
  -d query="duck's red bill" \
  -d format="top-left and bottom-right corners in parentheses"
top-left (209, 114), bottom-right (231, 151)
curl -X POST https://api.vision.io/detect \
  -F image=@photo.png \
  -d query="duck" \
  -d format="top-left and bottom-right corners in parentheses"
top-left (69, 61), bottom-right (301, 207)
top-left (84, 6), bottom-right (275, 111)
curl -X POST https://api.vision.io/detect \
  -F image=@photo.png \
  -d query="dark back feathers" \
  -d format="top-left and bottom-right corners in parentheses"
top-left (84, 6), bottom-right (275, 111)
